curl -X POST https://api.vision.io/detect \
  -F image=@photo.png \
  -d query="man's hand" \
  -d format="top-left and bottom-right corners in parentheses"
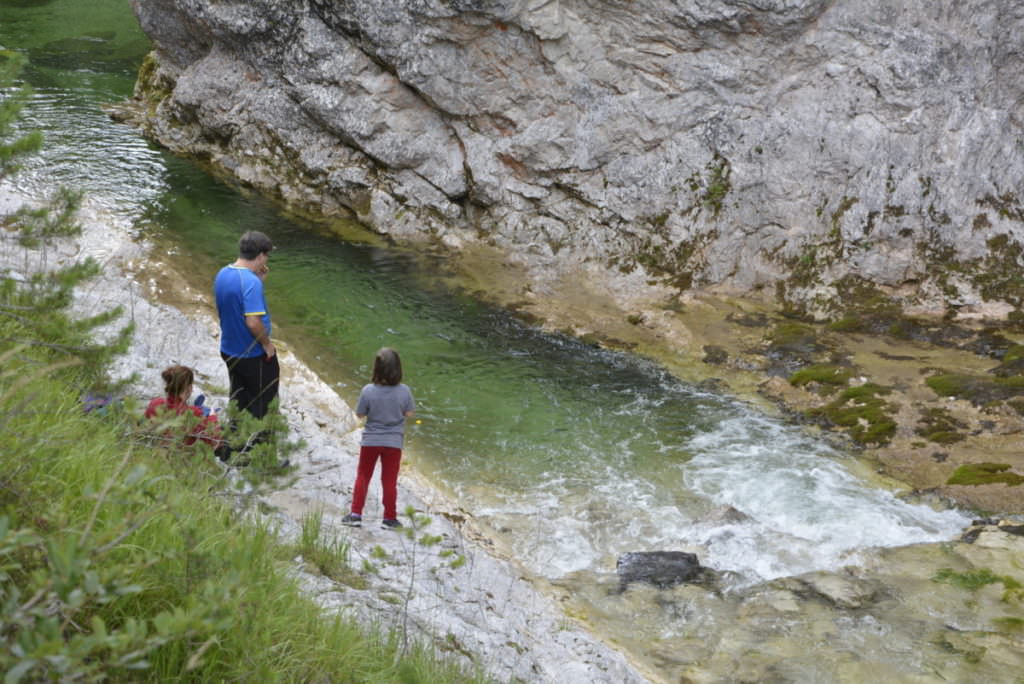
top-left (244, 315), bottom-right (275, 359)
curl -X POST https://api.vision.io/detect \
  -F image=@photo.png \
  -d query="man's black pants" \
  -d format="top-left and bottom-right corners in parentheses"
top-left (221, 352), bottom-right (279, 419)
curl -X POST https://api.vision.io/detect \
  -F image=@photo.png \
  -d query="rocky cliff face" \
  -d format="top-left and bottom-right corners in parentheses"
top-left (129, 0), bottom-right (1024, 321)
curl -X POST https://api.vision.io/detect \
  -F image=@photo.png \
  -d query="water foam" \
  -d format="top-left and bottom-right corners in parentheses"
top-left (680, 411), bottom-right (970, 580)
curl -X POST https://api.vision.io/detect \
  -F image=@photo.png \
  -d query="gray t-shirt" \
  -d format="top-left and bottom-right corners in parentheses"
top-left (356, 383), bottom-right (415, 448)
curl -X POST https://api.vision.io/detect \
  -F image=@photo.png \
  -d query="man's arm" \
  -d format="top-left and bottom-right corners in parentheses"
top-left (244, 314), bottom-right (276, 358)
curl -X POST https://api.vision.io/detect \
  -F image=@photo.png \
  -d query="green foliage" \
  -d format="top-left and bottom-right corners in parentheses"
top-left (296, 510), bottom-right (361, 586)
top-left (1004, 345), bottom-right (1024, 364)
top-left (12, 187), bottom-right (84, 247)
top-left (418, 534), bottom-right (444, 547)
top-left (0, 50), bottom-right (43, 180)
top-left (946, 463), bottom-right (1024, 487)
top-left (218, 397), bottom-right (300, 482)
top-left (0, 268), bottom-right (482, 683)
top-left (702, 153), bottom-right (731, 216)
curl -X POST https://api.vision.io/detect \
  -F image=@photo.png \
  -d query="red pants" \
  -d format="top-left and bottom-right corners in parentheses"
top-left (351, 446), bottom-right (402, 519)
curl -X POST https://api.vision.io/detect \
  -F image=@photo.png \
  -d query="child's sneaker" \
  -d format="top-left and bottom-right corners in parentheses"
top-left (342, 513), bottom-right (362, 527)
top-left (381, 518), bottom-right (403, 530)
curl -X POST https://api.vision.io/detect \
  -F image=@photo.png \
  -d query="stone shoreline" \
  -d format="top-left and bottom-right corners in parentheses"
top-left (0, 185), bottom-right (652, 684)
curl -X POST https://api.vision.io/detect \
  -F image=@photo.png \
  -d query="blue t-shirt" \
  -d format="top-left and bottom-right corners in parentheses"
top-left (214, 265), bottom-right (271, 358)
top-left (356, 383), bottom-right (415, 448)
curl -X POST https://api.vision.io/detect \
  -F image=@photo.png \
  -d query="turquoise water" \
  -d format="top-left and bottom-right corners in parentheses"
top-left (0, 0), bottom-right (968, 586)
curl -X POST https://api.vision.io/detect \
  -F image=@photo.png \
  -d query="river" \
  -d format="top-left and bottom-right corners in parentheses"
top-left (2, 1), bottom-right (981, 681)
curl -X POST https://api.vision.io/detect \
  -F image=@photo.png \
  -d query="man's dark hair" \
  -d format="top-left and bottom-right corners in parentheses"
top-left (371, 347), bottom-right (403, 386)
top-left (238, 231), bottom-right (274, 260)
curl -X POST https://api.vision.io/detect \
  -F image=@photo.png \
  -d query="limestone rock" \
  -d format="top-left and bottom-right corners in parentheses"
top-left (128, 0), bottom-right (1024, 319)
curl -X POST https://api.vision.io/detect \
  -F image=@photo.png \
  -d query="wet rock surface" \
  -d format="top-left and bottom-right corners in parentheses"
top-left (616, 551), bottom-right (708, 591)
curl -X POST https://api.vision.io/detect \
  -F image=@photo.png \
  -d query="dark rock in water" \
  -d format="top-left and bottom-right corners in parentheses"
top-left (702, 345), bottom-right (728, 365)
top-left (997, 521), bottom-right (1024, 537)
top-left (961, 518), bottom-right (1024, 543)
top-left (616, 551), bottom-right (704, 591)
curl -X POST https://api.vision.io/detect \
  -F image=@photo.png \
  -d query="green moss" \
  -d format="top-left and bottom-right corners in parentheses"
top-left (946, 463), bottom-right (1024, 487)
top-left (829, 275), bottom-right (904, 332)
top-left (1008, 398), bottom-right (1024, 416)
top-left (1003, 344), bottom-right (1024, 364)
top-left (927, 431), bottom-right (965, 444)
top-left (934, 567), bottom-right (1023, 605)
top-left (915, 407), bottom-right (966, 444)
top-left (789, 364), bottom-right (853, 388)
top-left (808, 383), bottom-right (897, 445)
top-left (978, 192), bottom-right (1024, 222)
top-left (993, 617), bottom-right (1024, 633)
top-left (768, 321), bottom-right (818, 350)
top-left (933, 567), bottom-right (1004, 590)
top-left (831, 196), bottom-right (859, 233)
top-left (926, 373), bottom-right (1024, 404)
top-left (826, 316), bottom-right (864, 332)
top-left (703, 153), bottom-right (731, 217)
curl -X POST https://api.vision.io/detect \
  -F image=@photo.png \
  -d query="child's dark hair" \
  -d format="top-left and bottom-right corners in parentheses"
top-left (161, 365), bottom-right (194, 399)
top-left (371, 348), bottom-right (402, 386)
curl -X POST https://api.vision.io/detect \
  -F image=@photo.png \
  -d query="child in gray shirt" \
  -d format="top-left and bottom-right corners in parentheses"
top-left (343, 347), bottom-right (415, 529)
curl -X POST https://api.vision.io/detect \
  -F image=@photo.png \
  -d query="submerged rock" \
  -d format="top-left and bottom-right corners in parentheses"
top-left (779, 571), bottom-right (883, 610)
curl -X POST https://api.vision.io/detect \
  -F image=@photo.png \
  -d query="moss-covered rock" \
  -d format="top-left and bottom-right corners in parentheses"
top-left (946, 463), bottom-right (1024, 487)
top-left (767, 321), bottom-right (819, 352)
top-left (991, 344), bottom-right (1024, 377)
top-left (926, 373), bottom-right (1024, 405)
top-left (826, 316), bottom-right (864, 333)
top-left (808, 383), bottom-right (897, 445)
top-left (915, 407), bottom-right (967, 444)
top-left (789, 364), bottom-right (853, 389)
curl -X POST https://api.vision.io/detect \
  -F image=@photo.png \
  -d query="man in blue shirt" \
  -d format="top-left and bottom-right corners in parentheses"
top-left (214, 231), bottom-right (278, 422)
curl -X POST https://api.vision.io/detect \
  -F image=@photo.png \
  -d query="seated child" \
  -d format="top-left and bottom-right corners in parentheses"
top-left (145, 365), bottom-right (226, 455)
